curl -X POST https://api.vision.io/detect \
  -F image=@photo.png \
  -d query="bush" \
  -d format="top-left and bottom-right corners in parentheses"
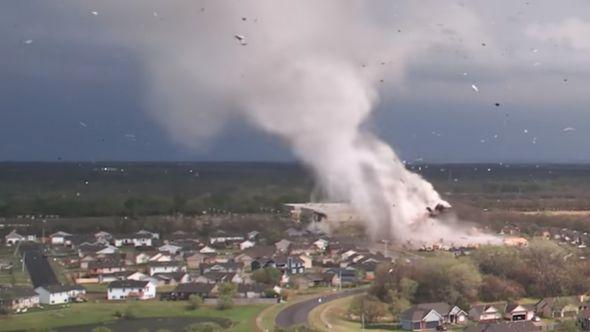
top-left (216, 283), bottom-right (236, 310)
top-left (186, 294), bottom-right (203, 310)
top-left (184, 322), bottom-right (222, 332)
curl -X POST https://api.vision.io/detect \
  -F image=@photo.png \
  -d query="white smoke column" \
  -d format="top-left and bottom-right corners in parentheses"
top-left (101, 0), bottom-right (499, 243)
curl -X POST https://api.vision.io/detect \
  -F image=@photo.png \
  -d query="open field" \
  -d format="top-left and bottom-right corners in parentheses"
top-left (0, 301), bottom-right (268, 332)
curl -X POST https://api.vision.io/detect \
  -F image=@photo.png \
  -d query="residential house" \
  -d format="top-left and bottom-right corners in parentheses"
top-left (274, 255), bottom-right (305, 274)
top-left (0, 287), bottom-right (39, 312)
top-left (535, 296), bottom-right (587, 319)
top-left (414, 302), bottom-right (468, 324)
top-left (239, 240), bottom-right (255, 250)
top-left (130, 233), bottom-right (153, 247)
top-left (299, 254), bottom-right (313, 269)
top-left (107, 280), bottom-right (156, 300)
top-left (199, 246), bottom-right (216, 254)
top-left (313, 239), bottom-right (329, 251)
top-left (200, 261), bottom-right (242, 274)
top-left (236, 283), bottom-right (271, 299)
top-left (94, 231), bottom-right (112, 242)
top-left (35, 285), bottom-right (86, 305)
top-left (400, 306), bottom-right (444, 331)
top-left (174, 282), bottom-right (214, 300)
top-left (148, 261), bottom-right (185, 276)
top-left (149, 252), bottom-right (173, 262)
top-left (134, 252), bottom-right (151, 265)
top-left (87, 260), bottom-right (127, 276)
top-left (325, 267), bottom-right (358, 287)
top-left (504, 303), bottom-right (535, 321)
top-left (246, 230), bottom-right (260, 241)
top-left (153, 272), bottom-right (191, 286)
top-left (136, 230), bottom-right (160, 240)
top-left (78, 243), bottom-right (117, 257)
top-left (193, 272), bottom-right (241, 284)
top-left (469, 304), bottom-right (503, 322)
top-left (5, 230), bottom-right (36, 246)
top-left (234, 253), bottom-right (254, 269)
top-left (464, 321), bottom-right (541, 332)
top-left (274, 239), bottom-right (291, 253)
top-left (158, 244), bottom-right (182, 255)
top-left (186, 252), bottom-right (213, 269)
top-left (209, 231), bottom-right (244, 245)
top-left (251, 257), bottom-right (276, 271)
top-left (49, 231), bottom-right (73, 246)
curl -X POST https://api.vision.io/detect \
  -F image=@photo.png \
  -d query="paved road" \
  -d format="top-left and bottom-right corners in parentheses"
top-left (275, 288), bottom-right (366, 329)
top-left (21, 244), bottom-right (59, 288)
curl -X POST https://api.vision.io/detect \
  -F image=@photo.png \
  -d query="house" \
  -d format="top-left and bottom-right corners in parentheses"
top-left (247, 231), bottom-right (260, 240)
top-left (49, 231), bottom-right (73, 246)
top-left (149, 253), bottom-right (173, 262)
top-left (134, 252), bottom-right (151, 265)
top-left (400, 306), bottom-right (444, 331)
top-left (313, 239), bottom-right (329, 251)
top-left (239, 240), bottom-right (255, 251)
top-left (236, 283), bottom-right (271, 299)
top-left (209, 231), bottom-right (244, 245)
top-left (186, 252), bottom-right (210, 269)
top-left (107, 280), bottom-right (156, 300)
top-left (158, 244), bottom-right (182, 255)
top-left (251, 257), bottom-right (276, 271)
top-left (35, 285), bottom-right (86, 305)
top-left (94, 231), bottom-right (112, 242)
top-left (152, 272), bottom-right (191, 286)
top-left (130, 233), bottom-right (153, 247)
top-left (464, 321), bottom-right (541, 332)
top-left (325, 267), bottom-right (358, 287)
top-left (200, 261), bottom-right (242, 274)
top-left (299, 254), bottom-right (313, 269)
top-left (87, 260), bottom-right (127, 276)
top-left (5, 230), bottom-right (36, 246)
top-left (193, 272), bottom-right (241, 284)
top-left (126, 271), bottom-right (153, 281)
top-left (504, 303), bottom-right (535, 321)
top-left (234, 253), bottom-right (255, 269)
top-left (469, 304), bottom-right (503, 322)
top-left (274, 255), bottom-right (305, 274)
top-left (199, 246), bottom-right (216, 254)
top-left (136, 230), bottom-right (160, 240)
top-left (414, 303), bottom-right (467, 324)
top-left (274, 239), bottom-right (291, 253)
top-left (148, 261), bottom-right (185, 276)
top-left (174, 282), bottom-right (214, 300)
top-left (535, 296), bottom-right (587, 319)
top-left (78, 243), bottom-right (117, 257)
top-left (0, 287), bottom-right (39, 312)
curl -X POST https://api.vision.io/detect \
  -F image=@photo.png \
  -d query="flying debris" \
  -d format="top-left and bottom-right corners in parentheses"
top-left (124, 134), bottom-right (137, 141)
top-left (562, 127), bottom-right (576, 132)
top-left (563, 78), bottom-right (568, 82)
top-left (91, 11), bottom-right (99, 16)
top-left (427, 203), bottom-right (450, 217)
top-left (494, 103), bottom-right (500, 107)
top-left (523, 129), bottom-right (529, 134)
top-left (471, 84), bottom-right (479, 92)
top-left (234, 34), bottom-right (247, 45)
top-left (481, 42), bottom-right (486, 46)
top-left (23, 39), bottom-right (34, 45)
top-left (532, 48), bottom-right (539, 53)
top-left (242, 17), bottom-right (247, 21)
top-left (79, 121), bottom-right (88, 128)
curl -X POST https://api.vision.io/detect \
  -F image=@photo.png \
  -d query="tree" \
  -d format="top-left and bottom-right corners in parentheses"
top-left (186, 294), bottom-right (203, 310)
top-left (479, 275), bottom-right (525, 302)
top-left (216, 282), bottom-right (237, 310)
top-left (252, 267), bottom-right (281, 285)
top-left (557, 319), bottom-right (579, 332)
top-left (348, 295), bottom-right (387, 324)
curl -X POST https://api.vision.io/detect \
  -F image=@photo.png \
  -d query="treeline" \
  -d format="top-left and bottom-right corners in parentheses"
top-left (0, 191), bottom-right (306, 218)
top-left (364, 240), bottom-right (590, 318)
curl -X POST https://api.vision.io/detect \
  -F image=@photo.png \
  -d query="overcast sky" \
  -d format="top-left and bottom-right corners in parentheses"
top-left (2, 0), bottom-right (590, 163)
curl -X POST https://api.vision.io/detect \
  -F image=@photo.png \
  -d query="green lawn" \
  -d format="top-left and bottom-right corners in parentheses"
top-left (0, 301), bottom-right (268, 332)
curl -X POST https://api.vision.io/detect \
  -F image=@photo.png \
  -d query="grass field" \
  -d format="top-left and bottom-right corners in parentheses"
top-left (0, 301), bottom-right (268, 332)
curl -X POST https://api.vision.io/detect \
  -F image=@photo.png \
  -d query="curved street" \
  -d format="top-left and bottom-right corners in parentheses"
top-left (275, 288), bottom-right (366, 329)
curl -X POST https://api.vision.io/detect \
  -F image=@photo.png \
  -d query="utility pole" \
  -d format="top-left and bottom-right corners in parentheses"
top-left (42, 219), bottom-right (46, 244)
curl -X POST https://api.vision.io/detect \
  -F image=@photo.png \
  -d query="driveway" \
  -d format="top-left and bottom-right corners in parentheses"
top-left (275, 288), bottom-right (366, 329)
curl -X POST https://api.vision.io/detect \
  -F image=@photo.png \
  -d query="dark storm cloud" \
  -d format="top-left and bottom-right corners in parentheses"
top-left (1, 0), bottom-right (590, 162)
